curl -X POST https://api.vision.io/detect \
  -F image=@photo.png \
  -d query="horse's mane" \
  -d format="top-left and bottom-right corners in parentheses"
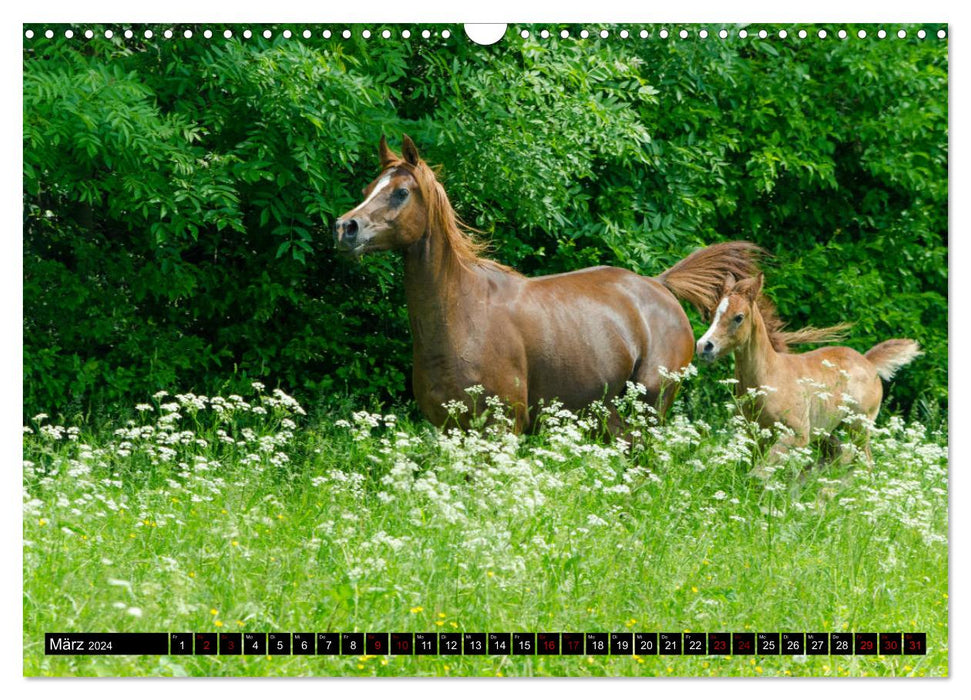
top-left (756, 293), bottom-right (852, 353)
top-left (390, 155), bottom-right (517, 275)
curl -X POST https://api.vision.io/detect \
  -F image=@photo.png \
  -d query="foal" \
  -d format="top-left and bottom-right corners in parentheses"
top-left (696, 273), bottom-right (921, 469)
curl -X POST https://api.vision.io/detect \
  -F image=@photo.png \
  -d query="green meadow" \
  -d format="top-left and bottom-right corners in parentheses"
top-left (22, 381), bottom-right (948, 677)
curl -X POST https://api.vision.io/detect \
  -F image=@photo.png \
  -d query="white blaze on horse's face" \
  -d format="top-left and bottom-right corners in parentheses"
top-left (348, 173), bottom-right (392, 217)
top-left (334, 167), bottom-right (426, 257)
top-left (696, 296), bottom-right (730, 362)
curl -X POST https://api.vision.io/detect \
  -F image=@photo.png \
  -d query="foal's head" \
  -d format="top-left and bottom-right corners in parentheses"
top-left (696, 273), bottom-right (764, 362)
top-left (334, 136), bottom-right (428, 258)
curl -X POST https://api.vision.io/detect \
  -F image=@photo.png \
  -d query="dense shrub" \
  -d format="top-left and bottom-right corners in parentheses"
top-left (23, 24), bottom-right (947, 417)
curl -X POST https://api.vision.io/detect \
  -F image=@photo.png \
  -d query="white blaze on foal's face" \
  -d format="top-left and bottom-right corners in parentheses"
top-left (697, 297), bottom-right (729, 359)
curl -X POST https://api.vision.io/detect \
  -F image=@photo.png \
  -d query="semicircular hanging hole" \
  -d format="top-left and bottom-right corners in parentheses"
top-left (464, 24), bottom-right (507, 46)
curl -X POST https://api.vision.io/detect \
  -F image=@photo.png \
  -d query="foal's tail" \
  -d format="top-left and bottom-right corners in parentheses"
top-left (865, 339), bottom-right (922, 380)
top-left (656, 241), bottom-right (765, 314)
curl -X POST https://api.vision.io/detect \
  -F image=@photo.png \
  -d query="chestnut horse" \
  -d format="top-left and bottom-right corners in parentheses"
top-left (696, 273), bottom-right (921, 469)
top-left (335, 135), bottom-right (762, 432)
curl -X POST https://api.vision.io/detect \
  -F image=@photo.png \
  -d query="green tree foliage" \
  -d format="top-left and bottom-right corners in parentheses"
top-left (23, 24), bottom-right (947, 417)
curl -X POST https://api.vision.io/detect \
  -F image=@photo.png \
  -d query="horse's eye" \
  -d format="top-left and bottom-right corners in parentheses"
top-left (393, 187), bottom-right (409, 200)
top-left (733, 314), bottom-right (744, 323)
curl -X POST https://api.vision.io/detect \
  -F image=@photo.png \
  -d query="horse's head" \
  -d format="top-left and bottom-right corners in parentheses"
top-left (696, 273), bottom-right (763, 362)
top-left (334, 135), bottom-right (428, 258)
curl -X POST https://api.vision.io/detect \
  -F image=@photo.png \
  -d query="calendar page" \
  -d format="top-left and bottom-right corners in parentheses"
top-left (22, 20), bottom-right (948, 678)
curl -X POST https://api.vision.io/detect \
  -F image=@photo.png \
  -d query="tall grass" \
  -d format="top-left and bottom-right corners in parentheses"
top-left (22, 380), bottom-right (948, 677)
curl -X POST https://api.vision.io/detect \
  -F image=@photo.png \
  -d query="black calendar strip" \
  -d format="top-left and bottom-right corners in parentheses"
top-left (45, 632), bottom-right (926, 656)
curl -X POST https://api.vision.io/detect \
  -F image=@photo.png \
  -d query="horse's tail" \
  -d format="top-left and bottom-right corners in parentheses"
top-left (656, 241), bottom-right (765, 314)
top-left (865, 339), bottom-right (922, 380)
top-left (776, 323), bottom-right (853, 349)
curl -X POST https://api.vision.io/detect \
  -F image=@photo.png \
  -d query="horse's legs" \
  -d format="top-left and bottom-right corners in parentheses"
top-left (630, 363), bottom-right (681, 420)
top-left (655, 380), bottom-right (681, 418)
top-left (842, 421), bottom-right (874, 467)
top-left (490, 363), bottom-right (530, 433)
top-left (752, 431), bottom-right (810, 479)
top-left (605, 407), bottom-right (625, 437)
top-left (819, 433), bottom-right (844, 466)
top-left (512, 401), bottom-right (530, 434)
top-left (861, 429), bottom-right (873, 464)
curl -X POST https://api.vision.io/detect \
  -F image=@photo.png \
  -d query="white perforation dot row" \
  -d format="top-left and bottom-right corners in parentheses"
top-left (24, 27), bottom-right (948, 41)
top-left (511, 27), bottom-right (945, 40)
top-left (23, 27), bottom-right (450, 40)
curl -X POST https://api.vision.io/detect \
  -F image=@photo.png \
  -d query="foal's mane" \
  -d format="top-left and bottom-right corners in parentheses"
top-left (391, 155), bottom-right (517, 275)
top-left (754, 293), bottom-right (851, 353)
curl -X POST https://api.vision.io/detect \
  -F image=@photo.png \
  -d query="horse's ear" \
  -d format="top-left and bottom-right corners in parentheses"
top-left (378, 135), bottom-right (397, 168)
top-left (751, 272), bottom-right (764, 298)
top-left (401, 134), bottom-right (421, 166)
top-left (735, 273), bottom-right (764, 301)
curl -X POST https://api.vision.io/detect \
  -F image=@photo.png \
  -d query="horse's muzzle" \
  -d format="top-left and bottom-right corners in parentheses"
top-left (696, 340), bottom-right (718, 363)
top-left (334, 217), bottom-right (365, 255)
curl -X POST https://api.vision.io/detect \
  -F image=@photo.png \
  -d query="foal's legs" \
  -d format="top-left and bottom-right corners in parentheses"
top-left (841, 420), bottom-right (874, 466)
top-left (751, 431), bottom-right (810, 479)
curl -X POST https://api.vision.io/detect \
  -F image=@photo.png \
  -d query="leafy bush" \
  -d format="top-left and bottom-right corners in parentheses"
top-left (23, 24), bottom-right (947, 417)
